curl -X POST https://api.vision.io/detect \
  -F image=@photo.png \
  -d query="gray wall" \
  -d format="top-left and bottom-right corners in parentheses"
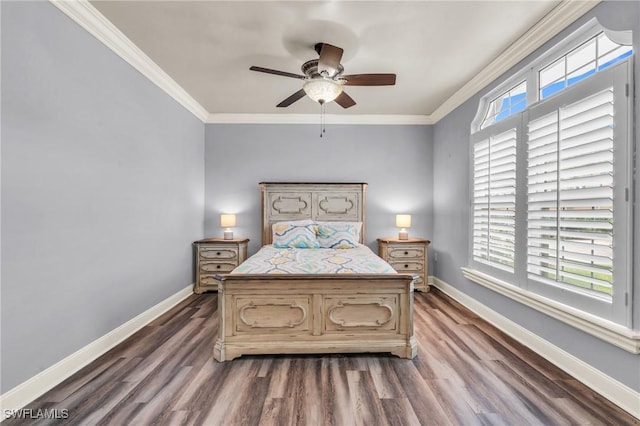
top-left (432, 0), bottom-right (640, 391)
top-left (205, 124), bottom-right (433, 255)
top-left (1, 2), bottom-right (204, 393)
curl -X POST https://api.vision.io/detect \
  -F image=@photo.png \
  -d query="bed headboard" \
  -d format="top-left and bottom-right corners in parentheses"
top-left (260, 182), bottom-right (367, 246)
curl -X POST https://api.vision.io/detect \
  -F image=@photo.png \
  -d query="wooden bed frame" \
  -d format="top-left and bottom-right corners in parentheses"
top-left (213, 182), bottom-right (416, 361)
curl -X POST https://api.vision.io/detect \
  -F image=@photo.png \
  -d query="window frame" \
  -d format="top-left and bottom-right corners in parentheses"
top-left (525, 63), bottom-right (632, 325)
top-left (469, 114), bottom-right (522, 285)
top-left (467, 18), bottom-right (634, 330)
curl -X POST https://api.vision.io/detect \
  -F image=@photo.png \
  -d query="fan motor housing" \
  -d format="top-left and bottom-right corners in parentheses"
top-left (302, 59), bottom-right (344, 78)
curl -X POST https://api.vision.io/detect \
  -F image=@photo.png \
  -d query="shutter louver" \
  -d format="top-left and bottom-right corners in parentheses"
top-left (527, 87), bottom-right (614, 295)
top-left (473, 128), bottom-right (517, 271)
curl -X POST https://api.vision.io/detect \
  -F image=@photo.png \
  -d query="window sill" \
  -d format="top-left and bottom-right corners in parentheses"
top-left (461, 267), bottom-right (640, 354)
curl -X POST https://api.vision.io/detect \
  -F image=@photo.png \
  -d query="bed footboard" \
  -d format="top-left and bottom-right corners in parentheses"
top-left (213, 274), bottom-right (416, 361)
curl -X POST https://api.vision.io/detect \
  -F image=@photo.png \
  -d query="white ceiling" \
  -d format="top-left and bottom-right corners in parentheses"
top-left (88, 1), bottom-right (567, 118)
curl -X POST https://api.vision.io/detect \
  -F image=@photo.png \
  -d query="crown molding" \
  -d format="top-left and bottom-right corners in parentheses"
top-left (429, 0), bottom-right (601, 123)
top-left (49, 0), bottom-right (209, 122)
top-left (206, 113), bottom-right (433, 125)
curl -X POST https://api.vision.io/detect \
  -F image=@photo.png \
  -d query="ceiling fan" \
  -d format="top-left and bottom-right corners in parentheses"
top-left (250, 43), bottom-right (396, 109)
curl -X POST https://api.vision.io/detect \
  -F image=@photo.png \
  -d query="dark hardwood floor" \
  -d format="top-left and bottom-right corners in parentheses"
top-left (5, 289), bottom-right (638, 425)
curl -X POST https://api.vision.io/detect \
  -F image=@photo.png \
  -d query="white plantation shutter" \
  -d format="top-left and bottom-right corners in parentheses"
top-left (527, 87), bottom-right (614, 296)
top-left (473, 128), bottom-right (517, 271)
top-left (527, 111), bottom-right (560, 281)
top-left (473, 139), bottom-right (490, 261)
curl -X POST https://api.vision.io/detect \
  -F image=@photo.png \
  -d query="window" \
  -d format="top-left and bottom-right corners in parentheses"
top-left (480, 81), bottom-right (527, 129)
top-left (539, 31), bottom-right (633, 100)
top-left (469, 19), bottom-right (633, 327)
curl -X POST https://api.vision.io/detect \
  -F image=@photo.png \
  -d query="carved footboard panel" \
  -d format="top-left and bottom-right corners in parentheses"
top-left (213, 274), bottom-right (416, 361)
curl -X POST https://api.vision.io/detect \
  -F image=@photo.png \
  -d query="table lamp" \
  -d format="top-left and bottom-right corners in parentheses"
top-left (220, 214), bottom-right (236, 240)
top-left (396, 214), bottom-right (411, 240)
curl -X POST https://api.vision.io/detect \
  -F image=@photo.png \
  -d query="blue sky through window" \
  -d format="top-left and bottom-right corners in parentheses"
top-left (496, 93), bottom-right (527, 122)
top-left (541, 47), bottom-right (632, 100)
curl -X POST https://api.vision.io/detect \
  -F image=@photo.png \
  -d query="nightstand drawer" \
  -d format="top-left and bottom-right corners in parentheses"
top-left (389, 261), bottom-right (424, 273)
top-left (200, 261), bottom-right (237, 273)
top-left (199, 247), bottom-right (238, 260)
top-left (200, 275), bottom-right (220, 286)
top-left (387, 246), bottom-right (425, 259)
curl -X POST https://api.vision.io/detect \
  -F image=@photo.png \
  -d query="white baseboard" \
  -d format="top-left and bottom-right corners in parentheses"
top-left (0, 284), bottom-right (193, 416)
top-left (431, 276), bottom-right (640, 420)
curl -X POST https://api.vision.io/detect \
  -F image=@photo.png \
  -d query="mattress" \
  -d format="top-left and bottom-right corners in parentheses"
top-left (231, 244), bottom-right (397, 275)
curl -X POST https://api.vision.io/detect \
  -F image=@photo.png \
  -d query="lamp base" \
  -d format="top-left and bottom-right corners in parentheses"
top-left (224, 230), bottom-right (234, 240)
top-left (398, 230), bottom-right (408, 240)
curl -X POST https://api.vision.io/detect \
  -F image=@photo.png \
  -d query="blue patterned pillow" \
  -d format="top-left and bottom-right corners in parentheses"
top-left (272, 220), bottom-right (320, 248)
top-left (316, 222), bottom-right (362, 249)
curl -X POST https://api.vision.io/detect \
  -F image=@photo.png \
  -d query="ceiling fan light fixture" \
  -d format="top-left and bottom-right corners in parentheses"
top-left (303, 78), bottom-right (343, 104)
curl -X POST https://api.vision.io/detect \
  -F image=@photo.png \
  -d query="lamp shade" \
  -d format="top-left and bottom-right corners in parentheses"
top-left (303, 78), bottom-right (343, 104)
top-left (395, 214), bottom-right (412, 228)
top-left (220, 214), bottom-right (236, 228)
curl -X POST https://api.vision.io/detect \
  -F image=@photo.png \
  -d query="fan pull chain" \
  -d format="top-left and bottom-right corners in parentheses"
top-left (320, 102), bottom-right (326, 138)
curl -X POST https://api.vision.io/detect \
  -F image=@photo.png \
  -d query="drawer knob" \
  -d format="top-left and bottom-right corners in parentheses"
top-left (404, 264), bottom-right (409, 268)
top-left (404, 251), bottom-right (409, 255)
top-left (216, 252), bottom-right (221, 256)
top-left (216, 265), bottom-right (221, 269)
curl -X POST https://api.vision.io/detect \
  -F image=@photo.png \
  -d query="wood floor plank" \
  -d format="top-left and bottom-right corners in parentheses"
top-left (457, 324), bottom-right (507, 361)
top-left (172, 359), bottom-right (219, 411)
top-left (200, 358), bottom-right (257, 425)
top-left (380, 397), bottom-right (421, 426)
top-left (321, 356), bottom-right (355, 425)
top-left (425, 378), bottom-right (484, 426)
top-left (301, 357), bottom-right (324, 424)
top-left (482, 359), bottom-right (571, 425)
top-left (128, 366), bottom-right (194, 425)
top-left (346, 370), bottom-right (389, 426)
top-left (73, 381), bottom-right (138, 426)
top-left (6, 289), bottom-right (637, 425)
top-left (365, 356), bottom-right (406, 399)
top-left (280, 357), bottom-right (310, 423)
top-left (438, 335), bottom-right (548, 425)
top-left (123, 318), bottom-right (207, 384)
top-left (227, 377), bottom-right (270, 425)
top-left (264, 357), bottom-right (291, 399)
top-left (392, 359), bottom-right (454, 425)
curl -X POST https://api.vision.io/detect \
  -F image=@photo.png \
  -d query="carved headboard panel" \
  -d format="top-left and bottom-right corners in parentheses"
top-left (260, 182), bottom-right (367, 246)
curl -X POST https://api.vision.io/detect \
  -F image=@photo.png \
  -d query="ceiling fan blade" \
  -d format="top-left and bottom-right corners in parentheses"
top-left (276, 89), bottom-right (307, 107)
top-left (317, 43), bottom-right (344, 77)
top-left (342, 74), bottom-right (396, 86)
top-left (250, 66), bottom-right (306, 80)
top-left (334, 91), bottom-right (356, 109)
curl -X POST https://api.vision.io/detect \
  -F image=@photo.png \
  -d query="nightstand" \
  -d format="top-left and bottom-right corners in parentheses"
top-left (377, 237), bottom-right (431, 292)
top-left (193, 238), bottom-right (249, 293)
